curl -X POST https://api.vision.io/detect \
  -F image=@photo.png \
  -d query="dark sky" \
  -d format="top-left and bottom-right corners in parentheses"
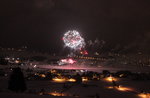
top-left (0, 0), bottom-right (150, 52)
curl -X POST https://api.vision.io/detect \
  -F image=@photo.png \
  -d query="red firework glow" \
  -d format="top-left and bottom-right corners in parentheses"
top-left (80, 50), bottom-right (88, 55)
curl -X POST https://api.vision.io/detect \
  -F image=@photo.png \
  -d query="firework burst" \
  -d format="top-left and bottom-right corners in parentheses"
top-left (63, 30), bottom-right (85, 50)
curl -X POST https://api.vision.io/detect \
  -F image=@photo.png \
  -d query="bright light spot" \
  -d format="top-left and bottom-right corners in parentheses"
top-left (106, 86), bottom-right (114, 89)
top-left (104, 76), bottom-right (118, 82)
top-left (48, 91), bottom-right (66, 96)
top-left (52, 77), bottom-right (66, 83)
top-left (67, 78), bottom-right (76, 82)
top-left (58, 58), bottom-right (76, 65)
top-left (138, 93), bottom-right (150, 98)
top-left (68, 58), bottom-right (76, 64)
top-left (116, 86), bottom-right (133, 92)
top-left (119, 74), bottom-right (124, 77)
top-left (82, 77), bottom-right (88, 82)
top-left (34, 65), bottom-right (37, 68)
top-left (15, 60), bottom-right (20, 63)
top-left (40, 74), bottom-right (46, 78)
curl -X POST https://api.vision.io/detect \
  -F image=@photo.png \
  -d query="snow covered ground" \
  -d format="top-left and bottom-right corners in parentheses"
top-left (0, 64), bottom-right (150, 98)
top-left (0, 75), bottom-right (149, 98)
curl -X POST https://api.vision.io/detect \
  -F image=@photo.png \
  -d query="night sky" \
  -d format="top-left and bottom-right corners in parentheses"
top-left (0, 0), bottom-right (150, 53)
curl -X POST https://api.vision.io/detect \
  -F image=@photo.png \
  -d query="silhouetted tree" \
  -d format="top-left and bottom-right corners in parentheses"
top-left (0, 58), bottom-right (8, 65)
top-left (102, 70), bottom-right (110, 77)
top-left (95, 93), bottom-right (100, 98)
top-left (45, 72), bottom-right (52, 80)
top-left (112, 80), bottom-right (119, 88)
top-left (75, 73), bottom-right (82, 84)
top-left (8, 67), bottom-right (27, 92)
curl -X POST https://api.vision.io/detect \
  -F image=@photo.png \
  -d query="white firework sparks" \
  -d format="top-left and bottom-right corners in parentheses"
top-left (63, 30), bottom-right (85, 50)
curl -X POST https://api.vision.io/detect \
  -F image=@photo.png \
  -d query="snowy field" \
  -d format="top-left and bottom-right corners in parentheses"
top-left (0, 64), bottom-right (150, 98)
top-left (0, 77), bottom-right (145, 98)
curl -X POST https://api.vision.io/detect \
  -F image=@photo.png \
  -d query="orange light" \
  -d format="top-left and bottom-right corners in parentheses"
top-left (48, 91), bottom-right (66, 96)
top-left (82, 77), bottom-right (88, 82)
top-left (51, 70), bottom-right (57, 73)
top-left (52, 77), bottom-right (76, 83)
top-left (15, 60), bottom-right (20, 63)
top-left (52, 78), bottom-right (66, 83)
top-left (138, 93), bottom-right (150, 98)
top-left (116, 86), bottom-right (133, 92)
top-left (67, 78), bottom-right (76, 82)
top-left (104, 76), bottom-right (118, 82)
top-left (40, 74), bottom-right (46, 78)
top-left (106, 86), bottom-right (134, 92)
top-left (106, 86), bottom-right (114, 89)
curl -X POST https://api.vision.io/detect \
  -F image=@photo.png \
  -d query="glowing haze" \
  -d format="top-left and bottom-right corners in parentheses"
top-left (63, 30), bottom-right (85, 50)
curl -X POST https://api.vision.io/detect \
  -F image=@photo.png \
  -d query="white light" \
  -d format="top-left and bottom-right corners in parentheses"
top-left (34, 65), bottom-right (37, 68)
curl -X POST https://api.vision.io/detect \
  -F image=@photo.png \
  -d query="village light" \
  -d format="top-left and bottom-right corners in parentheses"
top-left (104, 76), bottom-right (118, 82)
top-left (138, 93), bottom-right (150, 98)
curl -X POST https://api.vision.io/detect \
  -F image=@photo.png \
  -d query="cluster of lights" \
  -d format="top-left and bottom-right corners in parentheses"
top-left (52, 77), bottom-right (76, 83)
top-left (35, 73), bottom-right (46, 78)
top-left (52, 77), bottom-right (88, 83)
top-left (63, 30), bottom-right (85, 50)
top-left (75, 56), bottom-right (106, 61)
top-left (5, 57), bottom-right (21, 64)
